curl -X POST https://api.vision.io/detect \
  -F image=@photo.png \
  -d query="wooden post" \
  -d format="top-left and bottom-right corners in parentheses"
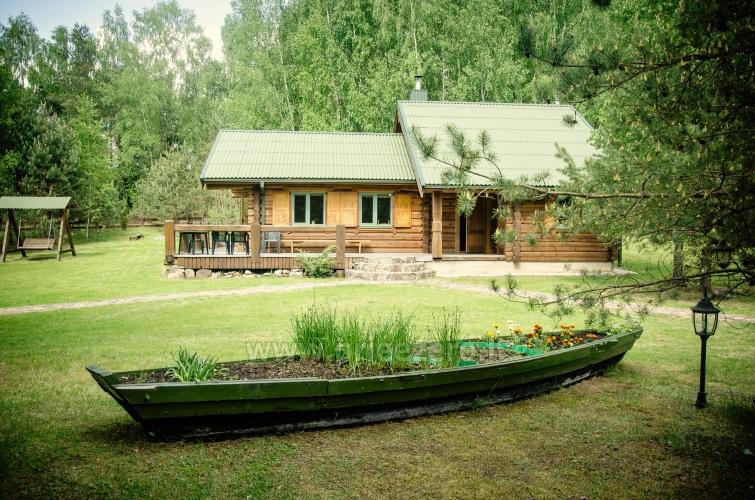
top-left (164, 220), bottom-right (175, 264)
top-left (431, 191), bottom-right (443, 259)
top-left (62, 208), bottom-right (75, 257)
top-left (1, 210), bottom-right (9, 263)
top-left (56, 209), bottom-right (66, 261)
top-left (513, 203), bottom-right (522, 265)
top-left (7, 211), bottom-right (24, 258)
top-left (250, 223), bottom-right (261, 265)
top-left (335, 224), bottom-right (345, 271)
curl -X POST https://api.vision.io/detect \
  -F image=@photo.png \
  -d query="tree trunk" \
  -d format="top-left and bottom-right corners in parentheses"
top-left (673, 238), bottom-right (684, 279)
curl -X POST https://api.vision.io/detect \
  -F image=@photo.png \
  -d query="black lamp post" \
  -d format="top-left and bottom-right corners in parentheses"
top-left (691, 291), bottom-right (720, 408)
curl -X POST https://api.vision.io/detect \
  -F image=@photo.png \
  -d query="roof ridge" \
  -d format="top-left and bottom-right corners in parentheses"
top-left (218, 129), bottom-right (402, 136)
top-left (396, 100), bottom-right (577, 108)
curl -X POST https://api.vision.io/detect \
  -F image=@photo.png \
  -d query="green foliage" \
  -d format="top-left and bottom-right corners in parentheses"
top-left (166, 347), bottom-right (218, 382)
top-left (295, 246), bottom-right (335, 278)
top-left (291, 305), bottom-right (340, 363)
top-left (432, 308), bottom-right (462, 368)
top-left (132, 147), bottom-right (205, 221)
top-left (291, 307), bottom-right (417, 371)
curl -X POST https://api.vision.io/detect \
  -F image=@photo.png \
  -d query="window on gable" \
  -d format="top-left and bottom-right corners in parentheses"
top-left (292, 193), bottom-right (325, 225)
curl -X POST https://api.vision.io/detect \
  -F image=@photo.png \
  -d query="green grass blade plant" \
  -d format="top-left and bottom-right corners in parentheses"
top-left (340, 311), bottom-right (365, 372)
top-left (291, 305), bottom-right (339, 362)
top-left (385, 310), bottom-right (416, 368)
top-left (166, 347), bottom-right (218, 382)
top-left (433, 308), bottom-right (462, 367)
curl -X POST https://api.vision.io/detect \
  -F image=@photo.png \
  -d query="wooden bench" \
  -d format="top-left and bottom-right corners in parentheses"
top-left (18, 238), bottom-right (56, 251)
top-left (287, 239), bottom-right (363, 253)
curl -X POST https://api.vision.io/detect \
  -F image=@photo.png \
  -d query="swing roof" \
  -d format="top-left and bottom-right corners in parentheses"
top-left (0, 196), bottom-right (71, 210)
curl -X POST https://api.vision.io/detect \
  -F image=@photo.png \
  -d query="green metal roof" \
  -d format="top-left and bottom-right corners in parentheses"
top-left (0, 196), bottom-right (71, 210)
top-left (396, 101), bottom-right (597, 187)
top-left (200, 130), bottom-right (415, 183)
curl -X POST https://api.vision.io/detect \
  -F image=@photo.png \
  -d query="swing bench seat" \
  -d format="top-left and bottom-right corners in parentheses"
top-left (18, 238), bottom-right (57, 251)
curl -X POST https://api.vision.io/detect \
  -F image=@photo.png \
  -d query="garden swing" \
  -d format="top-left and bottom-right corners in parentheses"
top-left (0, 196), bottom-right (76, 262)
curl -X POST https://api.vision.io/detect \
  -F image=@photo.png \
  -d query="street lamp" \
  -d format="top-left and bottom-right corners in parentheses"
top-left (711, 244), bottom-right (734, 269)
top-left (690, 291), bottom-right (720, 408)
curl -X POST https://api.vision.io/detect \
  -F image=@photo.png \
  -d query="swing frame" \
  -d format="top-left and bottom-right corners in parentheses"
top-left (0, 196), bottom-right (76, 262)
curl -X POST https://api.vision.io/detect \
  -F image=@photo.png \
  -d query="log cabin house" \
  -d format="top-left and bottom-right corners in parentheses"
top-left (165, 82), bottom-right (614, 276)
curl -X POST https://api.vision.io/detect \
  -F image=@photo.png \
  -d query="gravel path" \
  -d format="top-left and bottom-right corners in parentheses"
top-left (426, 280), bottom-right (755, 324)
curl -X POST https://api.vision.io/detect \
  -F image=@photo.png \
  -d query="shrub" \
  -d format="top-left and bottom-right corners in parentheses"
top-left (166, 348), bottom-right (218, 382)
top-left (296, 245), bottom-right (335, 277)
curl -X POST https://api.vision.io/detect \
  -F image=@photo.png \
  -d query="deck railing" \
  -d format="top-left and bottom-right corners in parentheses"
top-left (164, 220), bottom-right (346, 269)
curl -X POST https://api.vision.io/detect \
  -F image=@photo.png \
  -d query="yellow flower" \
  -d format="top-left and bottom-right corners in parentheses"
top-left (484, 331), bottom-right (495, 339)
top-left (493, 323), bottom-right (501, 329)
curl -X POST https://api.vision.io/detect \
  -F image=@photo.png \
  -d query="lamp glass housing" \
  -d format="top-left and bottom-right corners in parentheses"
top-left (713, 245), bottom-right (733, 269)
top-left (691, 296), bottom-right (720, 337)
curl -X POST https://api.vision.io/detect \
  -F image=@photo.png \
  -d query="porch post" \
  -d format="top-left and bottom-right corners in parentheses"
top-left (432, 191), bottom-right (443, 259)
top-left (250, 223), bottom-right (261, 265)
top-left (513, 203), bottom-right (522, 265)
top-left (164, 220), bottom-right (175, 264)
top-left (335, 224), bottom-right (346, 272)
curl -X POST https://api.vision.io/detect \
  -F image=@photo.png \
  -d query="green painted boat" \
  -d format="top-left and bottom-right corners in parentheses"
top-left (87, 327), bottom-right (642, 438)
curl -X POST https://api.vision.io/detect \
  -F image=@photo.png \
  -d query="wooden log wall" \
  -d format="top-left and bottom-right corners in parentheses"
top-left (262, 185), bottom-right (424, 253)
top-left (504, 201), bottom-right (611, 262)
top-left (441, 193), bottom-right (457, 253)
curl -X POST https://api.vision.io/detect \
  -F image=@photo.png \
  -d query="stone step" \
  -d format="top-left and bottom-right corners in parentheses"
top-left (345, 269), bottom-right (436, 281)
top-left (358, 256), bottom-right (417, 265)
top-left (352, 262), bottom-right (427, 273)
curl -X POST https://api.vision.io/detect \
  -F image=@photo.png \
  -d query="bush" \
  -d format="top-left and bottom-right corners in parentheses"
top-left (296, 245), bottom-right (335, 277)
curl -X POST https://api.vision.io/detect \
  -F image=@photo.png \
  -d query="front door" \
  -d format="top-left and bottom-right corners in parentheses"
top-left (465, 197), bottom-right (496, 254)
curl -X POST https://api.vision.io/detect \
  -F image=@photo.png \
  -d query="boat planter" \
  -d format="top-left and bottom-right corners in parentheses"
top-left (87, 326), bottom-right (642, 438)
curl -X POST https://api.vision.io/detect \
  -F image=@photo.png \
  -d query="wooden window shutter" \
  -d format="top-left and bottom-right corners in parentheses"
top-left (340, 192), bottom-right (358, 227)
top-left (272, 192), bottom-right (290, 225)
top-left (327, 192), bottom-right (341, 224)
top-left (394, 194), bottom-right (412, 228)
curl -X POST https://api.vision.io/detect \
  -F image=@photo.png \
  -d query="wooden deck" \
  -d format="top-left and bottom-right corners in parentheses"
top-left (174, 253), bottom-right (365, 271)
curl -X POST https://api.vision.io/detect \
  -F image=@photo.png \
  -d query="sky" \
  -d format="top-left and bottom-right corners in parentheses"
top-left (0, 0), bottom-right (233, 60)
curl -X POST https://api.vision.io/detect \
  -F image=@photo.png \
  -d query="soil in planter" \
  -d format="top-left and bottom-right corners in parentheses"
top-left (118, 341), bottom-right (530, 384)
top-left (118, 333), bottom-right (607, 384)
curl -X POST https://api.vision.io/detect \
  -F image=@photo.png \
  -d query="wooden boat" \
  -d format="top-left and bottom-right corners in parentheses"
top-left (87, 327), bottom-right (642, 438)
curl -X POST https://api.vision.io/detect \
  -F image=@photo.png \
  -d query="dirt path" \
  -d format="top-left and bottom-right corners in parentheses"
top-left (0, 281), bottom-right (388, 316)
top-left (426, 280), bottom-right (755, 324)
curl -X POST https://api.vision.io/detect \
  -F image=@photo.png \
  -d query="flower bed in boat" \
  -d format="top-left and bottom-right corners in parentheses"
top-left (118, 328), bottom-right (610, 384)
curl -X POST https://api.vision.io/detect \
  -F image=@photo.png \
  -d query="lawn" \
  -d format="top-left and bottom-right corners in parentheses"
top-left (0, 226), bottom-right (307, 307)
top-left (0, 230), bottom-right (753, 498)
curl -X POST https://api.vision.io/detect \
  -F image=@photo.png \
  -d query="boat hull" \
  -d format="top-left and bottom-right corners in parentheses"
top-left (87, 328), bottom-right (642, 438)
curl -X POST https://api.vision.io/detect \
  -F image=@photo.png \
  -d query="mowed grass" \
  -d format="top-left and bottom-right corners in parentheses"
top-left (0, 280), bottom-right (753, 498)
top-left (0, 227), bottom-right (308, 307)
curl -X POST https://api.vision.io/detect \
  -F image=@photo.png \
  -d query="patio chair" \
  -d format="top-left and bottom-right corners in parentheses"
top-left (178, 232), bottom-right (208, 255)
top-left (230, 231), bottom-right (249, 255)
top-left (211, 231), bottom-right (230, 255)
top-left (262, 231), bottom-right (281, 253)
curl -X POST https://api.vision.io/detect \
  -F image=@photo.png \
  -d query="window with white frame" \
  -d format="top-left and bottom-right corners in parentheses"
top-left (292, 193), bottom-right (325, 225)
top-left (359, 193), bottom-right (392, 226)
